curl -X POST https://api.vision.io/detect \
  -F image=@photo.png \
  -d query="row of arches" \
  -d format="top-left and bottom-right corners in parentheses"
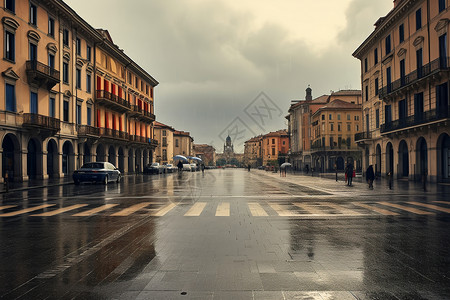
top-left (368, 133), bottom-right (450, 182)
top-left (1, 133), bottom-right (153, 182)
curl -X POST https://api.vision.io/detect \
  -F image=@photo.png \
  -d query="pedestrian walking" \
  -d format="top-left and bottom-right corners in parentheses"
top-left (334, 163), bottom-right (338, 182)
top-left (248, 164), bottom-right (251, 172)
top-left (177, 160), bottom-right (183, 172)
top-left (345, 163), bottom-right (354, 186)
top-left (201, 164), bottom-right (205, 174)
top-left (305, 165), bottom-right (309, 174)
top-left (422, 168), bottom-right (428, 192)
top-left (387, 171), bottom-right (392, 189)
top-left (366, 165), bottom-right (375, 190)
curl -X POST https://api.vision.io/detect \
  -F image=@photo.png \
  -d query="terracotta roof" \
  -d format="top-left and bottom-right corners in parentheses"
top-left (312, 99), bottom-right (361, 116)
top-left (154, 121), bottom-right (175, 130)
top-left (263, 129), bottom-right (288, 138)
top-left (331, 90), bottom-right (361, 96)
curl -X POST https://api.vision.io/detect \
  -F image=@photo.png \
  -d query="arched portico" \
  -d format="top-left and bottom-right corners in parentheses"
top-left (437, 133), bottom-right (450, 182)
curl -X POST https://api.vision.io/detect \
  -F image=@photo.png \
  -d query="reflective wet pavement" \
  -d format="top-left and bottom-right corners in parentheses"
top-left (0, 169), bottom-right (449, 299)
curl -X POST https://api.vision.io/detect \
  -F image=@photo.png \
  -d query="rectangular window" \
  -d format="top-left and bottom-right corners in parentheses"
top-left (374, 48), bottom-right (378, 65)
top-left (5, 31), bottom-right (15, 62)
top-left (175, 139), bottom-right (179, 147)
top-left (48, 17), bottom-right (55, 37)
top-left (414, 92), bottom-right (424, 121)
top-left (135, 77), bottom-right (138, 88)
top-left (63, 100), bottom-right (69, 122)
top-left (347, 114), bottom-right (351, 120)
top-left (5, 83), bottom-right (15, 112)
top-left (162, 137), bottom-right (167, 146)
top-left (416, 48), bottom-right (423, 77)
top-left (63, 62), bottom-right (69, 83)
top-left (87, 45), bottom-right (91, 61)
top-left (337, 114), bottom-right (341, 120)
top-left (272, 138), bottom-right (275, 144)
top-left (416, 9), bottom-right (422, 30)
top-left (87, 106), bottom-right (92, 126)
top-left (356, 124), bottom-right (359, 131)
top-left (128, 72), bottom-right (132, 84)
top-left (347, 124), bottom-right (351, 131)
top-left (375, 109), bottom-right (380, 128)
top-left (385, 105), bottom-right (392, 124)
top-left (321, 114), bottom-right (325, 120)
top-left (30, 3), bottom-right (37, 26)
top-left (48, 53), bottom-right (55, 69)
top-left (386, 66), bottom-right (392, 92)
top-left (76, 69), bottom-right (81, 89)
top-left (76, 103), bottom-right (81, 125)
top-left (364, 58), bottom-right (368, 72)
top-left (385, 35), bottom-right (391, 55)
top-left (399, 24), bottom-right (404, 43)
top-left (49, 96), bottom-right (55, 117)
top-left (330, 123), bottom-right (334, 131)
top-left (63, 29), bottom-right (69, 47)
top-left (330, 137), bottom-right (334, 149)
top-left (338, 123), bottom-right (341, 131)
top-left (439, 0), bottom-right (446, 12)
top-left (86, 73), bottom-right (92, 93)
top-left (29, 43), bottom-right (37, 61)
top-left (329, 114), bottom-right (332, 120)
top-left (439, 34), bottom-right (447, 67)
top-left (375, 78), bottom-right (379, 96)
top-left (365, 85), bottom-right (369, 101)
top-left (30, 92), bottom-right (38, 114)
top-left (271, 148), bottom-right (275, 155)
top-left (76, 38), bottom-right (81, 56)
top-left (5, 0), bottom-right (15, 13)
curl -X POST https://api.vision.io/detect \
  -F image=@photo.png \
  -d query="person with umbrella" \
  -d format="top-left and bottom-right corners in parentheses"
top-left (366, 165), bottom-right (375, 189)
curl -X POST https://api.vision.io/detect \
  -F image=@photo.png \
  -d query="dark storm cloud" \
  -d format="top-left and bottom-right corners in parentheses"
top-left (64, 0), bottom-right (393, 152)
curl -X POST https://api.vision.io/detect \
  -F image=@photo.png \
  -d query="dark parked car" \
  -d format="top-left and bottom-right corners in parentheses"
top-left (73, 162), bottom-right (121, 185)
top-left (144, 163), bottom-right (164, 174)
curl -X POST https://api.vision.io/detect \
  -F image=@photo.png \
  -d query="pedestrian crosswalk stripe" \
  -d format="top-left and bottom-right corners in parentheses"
top-left (269, 203), bottom-right (299, 217)
top-left (248, 203), bottom-right (268, 216)
top-left (0, 204), bottom-right (55, 217)
top-left (352, 202), bottom-right (399, 216)
top-left (293, 203), bottom-right (322, 214)
top-left (110, 202), bottom-right (151, 216)
top-left (433, 201), bottom-right (450, 205)
top-left (184, 202), bottom-right (207, 216)
top-left (318, 202), bottom-right (362, 215)
top-left (73, 204), bottom-right (119, 217)
top-left (216, 202), bottom-right (230, 216)
top-left (0, 205), bottom-right (17, 211)
top-left (407, 202), bottom-right (450, 213)
top-left (378, 202), bottom-right (435, 215)
top-left (31, 204), bottom-right (88, 217)
top-left (152, 203), bottom-right (177, 216)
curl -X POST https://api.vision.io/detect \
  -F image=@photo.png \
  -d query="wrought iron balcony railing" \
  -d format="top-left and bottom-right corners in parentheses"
top-left (22, 113), bottom-right (61, 133)
top-left (381, 108), bottom-right (449, 134)
top-left (96, 90), bottom-right (131, 113)
top-left (77, 125), bottom-right (99, 137)
top-left (26, 60), bottom-right (60, 90)
top-left (355, 132), bottom-right (372, 142)
top-left (379, 57), bottom-right (450, 99)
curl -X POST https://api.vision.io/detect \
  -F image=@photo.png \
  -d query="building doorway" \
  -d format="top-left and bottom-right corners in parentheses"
top-left (376, 144), bottom-right (382, 177)
top-left (437, 133), bottom-right (450, 182)
top-left (47, 139), bottom-right (58, 178)
top-left (386, 142), bottom-right (394, 176)
top-left (416, 137), bottom-right (428, 180)
top-left (2, 134), bottom-right (19, 181)
top-left (398, 140), bottom-right (409, 178)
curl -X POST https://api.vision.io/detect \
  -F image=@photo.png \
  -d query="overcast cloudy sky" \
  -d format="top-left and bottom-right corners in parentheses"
top-left (65, 0), bottom-right (393, 152)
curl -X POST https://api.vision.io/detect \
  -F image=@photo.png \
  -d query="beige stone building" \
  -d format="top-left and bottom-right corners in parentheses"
top-left (310, 100), bottom-right (362, 171)
top-left (193, 144), bottom-right (216, 166)
top-left (154, 121), bottom-right (175, 165)
top-left (0, 0), bottom-right (158, 181)
top-left (353, 0), bottom-right (450, 183)
top-left (287, 88), bottom-right (362, 171)
top-left (173, 130), bottom-right (194, 158)
top-left (243, 136), bottom-right (262, 168)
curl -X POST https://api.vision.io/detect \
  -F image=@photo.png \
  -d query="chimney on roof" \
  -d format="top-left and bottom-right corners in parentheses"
top-left (305, 85), bottom-right (312, 101)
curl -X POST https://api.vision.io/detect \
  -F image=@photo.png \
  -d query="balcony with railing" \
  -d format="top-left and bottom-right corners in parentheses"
top-left (379, 57), bottom-right (450, 99)
top-left (381, 107), bottom-right (450, 134)
top-left (26, 60), bottom-right (60, 90)
top-left (355, 131), bottom-right (372, 142)
top-left (22, 113), bottom-right (61, 134)
top-left (96, 90), bottom-right (131, 113)
top-left (98, 128), bottom-right (129, 141)
top-left (128, 105), bottom-right (156, 122)
top-left (77, 125), bottom-right (100, 138)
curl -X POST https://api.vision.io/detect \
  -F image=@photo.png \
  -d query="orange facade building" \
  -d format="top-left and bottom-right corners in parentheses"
top-left (261, 130), bottom-right (289, 166)
top-left (353, 0), bottom-right (450, 182)
top-left (0, 0), bottom-right (158, 181)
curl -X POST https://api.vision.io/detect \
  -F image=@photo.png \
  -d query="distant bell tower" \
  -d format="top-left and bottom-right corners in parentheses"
top-left (305, 85), bottom-right (312, 101)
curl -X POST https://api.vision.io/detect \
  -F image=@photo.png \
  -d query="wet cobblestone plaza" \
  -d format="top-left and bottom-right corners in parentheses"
top-left (1, 169), bottom-right (449, 299)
